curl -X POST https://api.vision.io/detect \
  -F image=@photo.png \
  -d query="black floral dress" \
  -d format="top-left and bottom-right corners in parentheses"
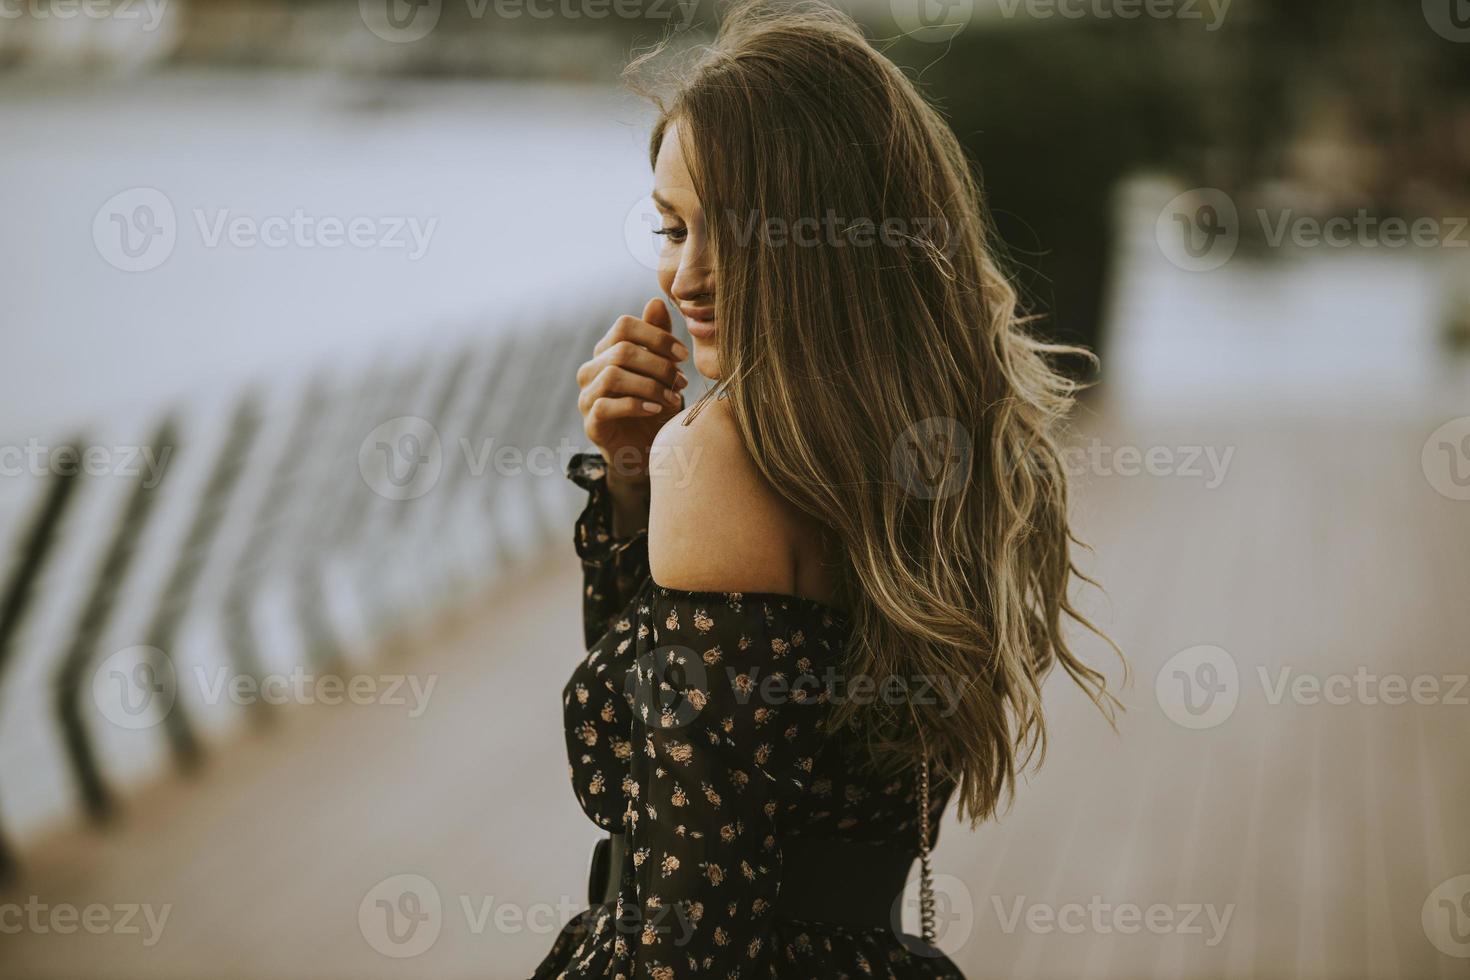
top-left (531, 453), bottom-right (965, 980)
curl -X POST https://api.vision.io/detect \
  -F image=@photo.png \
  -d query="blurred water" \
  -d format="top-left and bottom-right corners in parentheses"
top-left (0, 70), bottom-right (659, 440)
top-left (1105, 176), bottom-right (1470, 422)
top-left (0, 71), bottom-right (665, 846)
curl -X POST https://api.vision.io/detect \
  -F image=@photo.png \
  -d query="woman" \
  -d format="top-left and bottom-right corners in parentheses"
top-left (533, 3), bottom-right (1120, 977)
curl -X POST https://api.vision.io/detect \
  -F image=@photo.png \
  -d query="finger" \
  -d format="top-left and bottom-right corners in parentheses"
top-left (643, 298), bottom-right (690, 363)
top-left (577, 351), bottom-right (681, 406)
top-left (579, 365), bottom-right (662, 412)
top-left (595, 314), bottom-right (688, 362)
top-left (642, 296), bottom-right (672, 332)
top-left (601, 341), bottom-right (686, 390)
top-left (586, 364), bottom-right (682, 412)
top-left (587, 395), bottom-right (668, 427)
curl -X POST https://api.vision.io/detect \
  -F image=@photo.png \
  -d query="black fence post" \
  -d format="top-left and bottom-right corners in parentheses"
top-left (139, 397), bottom-right (262, 773)
top-left (53, 421), bottom-right (178, 824)
top-left (222, 379), bottom-right (329, 725)
top-left (0, 449), bottom-right (84, 879)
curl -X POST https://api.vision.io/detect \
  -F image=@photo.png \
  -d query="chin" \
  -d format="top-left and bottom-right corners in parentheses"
top-left (693, 345), bottom-right (721, 381)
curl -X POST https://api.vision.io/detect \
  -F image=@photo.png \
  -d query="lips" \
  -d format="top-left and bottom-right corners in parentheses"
top-left (680, 306), bottom-right (716, 339)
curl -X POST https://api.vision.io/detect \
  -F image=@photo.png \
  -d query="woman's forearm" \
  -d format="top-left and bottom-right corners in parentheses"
top-left (606, 475), bottom-right (651, 539)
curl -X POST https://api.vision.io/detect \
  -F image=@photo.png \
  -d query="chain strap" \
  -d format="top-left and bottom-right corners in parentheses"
top-left (917, 753), bottom-right (936, 945)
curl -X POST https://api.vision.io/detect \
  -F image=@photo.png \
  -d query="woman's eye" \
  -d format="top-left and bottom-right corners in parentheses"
top-left (653, 226), bottom-right (687, 244)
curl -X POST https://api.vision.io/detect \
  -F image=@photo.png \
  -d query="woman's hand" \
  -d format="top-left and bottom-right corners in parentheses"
top-left (577, 297), bottom-right (688, 523)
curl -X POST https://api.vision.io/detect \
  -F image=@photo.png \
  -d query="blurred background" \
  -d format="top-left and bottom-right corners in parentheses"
top-left (0, 0), bottom-right (1468, 977)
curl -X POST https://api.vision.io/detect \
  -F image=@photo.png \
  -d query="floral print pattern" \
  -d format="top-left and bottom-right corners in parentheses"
top-left (533, 453), bottom-right (964, 979)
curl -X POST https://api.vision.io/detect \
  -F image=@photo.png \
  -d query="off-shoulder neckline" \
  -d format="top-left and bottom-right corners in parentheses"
top-left (648, 575), bottom-right (851, 626)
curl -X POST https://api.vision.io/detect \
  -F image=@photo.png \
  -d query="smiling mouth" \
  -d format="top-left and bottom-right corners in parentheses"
top-left (680, 307), bottom-right (717, 337)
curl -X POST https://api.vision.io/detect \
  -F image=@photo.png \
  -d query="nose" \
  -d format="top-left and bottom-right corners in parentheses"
top-left (669, 228), bottom-right (714, 305)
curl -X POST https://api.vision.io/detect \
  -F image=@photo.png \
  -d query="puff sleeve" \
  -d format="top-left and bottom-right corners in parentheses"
top-left (568, 451), bottom-right (652, 651)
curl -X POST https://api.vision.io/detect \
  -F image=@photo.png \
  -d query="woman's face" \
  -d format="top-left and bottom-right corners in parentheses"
top-left (652, 123), bottom-right (719, 380)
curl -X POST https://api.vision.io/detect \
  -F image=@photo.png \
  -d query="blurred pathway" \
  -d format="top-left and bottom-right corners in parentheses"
top-left (2, 410), bottom-right (1468, 979)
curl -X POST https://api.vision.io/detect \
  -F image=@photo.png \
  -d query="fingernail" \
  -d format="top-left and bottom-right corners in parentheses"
top-left (642, 401), bottom-right (663, 413)
top-left (672, 342), bottom-right (690, 360)
top-left (674, 374), bottom-right (688, 389)
top-left (664, 389), bottom-right (680, 405)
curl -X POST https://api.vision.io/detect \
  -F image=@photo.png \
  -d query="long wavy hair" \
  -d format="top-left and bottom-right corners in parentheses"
top-left (630, 0), bottom-right (1124, 826)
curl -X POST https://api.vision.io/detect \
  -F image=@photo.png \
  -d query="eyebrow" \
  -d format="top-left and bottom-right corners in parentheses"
top-left (652, 191), bottom-right (678, 213)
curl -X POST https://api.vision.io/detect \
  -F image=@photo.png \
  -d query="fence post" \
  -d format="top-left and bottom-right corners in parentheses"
top-left (53, 420), bottom-right (178, 823)
top-left (0, 449), bottom-right (84, 878)
top-left (139, 397), bottom-right (262, 773)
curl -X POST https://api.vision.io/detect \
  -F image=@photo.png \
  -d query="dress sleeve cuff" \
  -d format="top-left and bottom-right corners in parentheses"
top-left (567, 451), bottom-right (648, 568)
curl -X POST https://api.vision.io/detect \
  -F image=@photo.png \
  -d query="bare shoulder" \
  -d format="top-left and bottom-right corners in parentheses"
top-left (646, 395), bottom-right (804, 595)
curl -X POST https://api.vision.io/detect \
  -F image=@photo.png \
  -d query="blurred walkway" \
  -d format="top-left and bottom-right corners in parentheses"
top-left (0, 552), bottom-right (594, 979)
top-left (2, 407), bottom-right (1467, 979)
top-left (950, 409), bottom-right (1470, 979)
